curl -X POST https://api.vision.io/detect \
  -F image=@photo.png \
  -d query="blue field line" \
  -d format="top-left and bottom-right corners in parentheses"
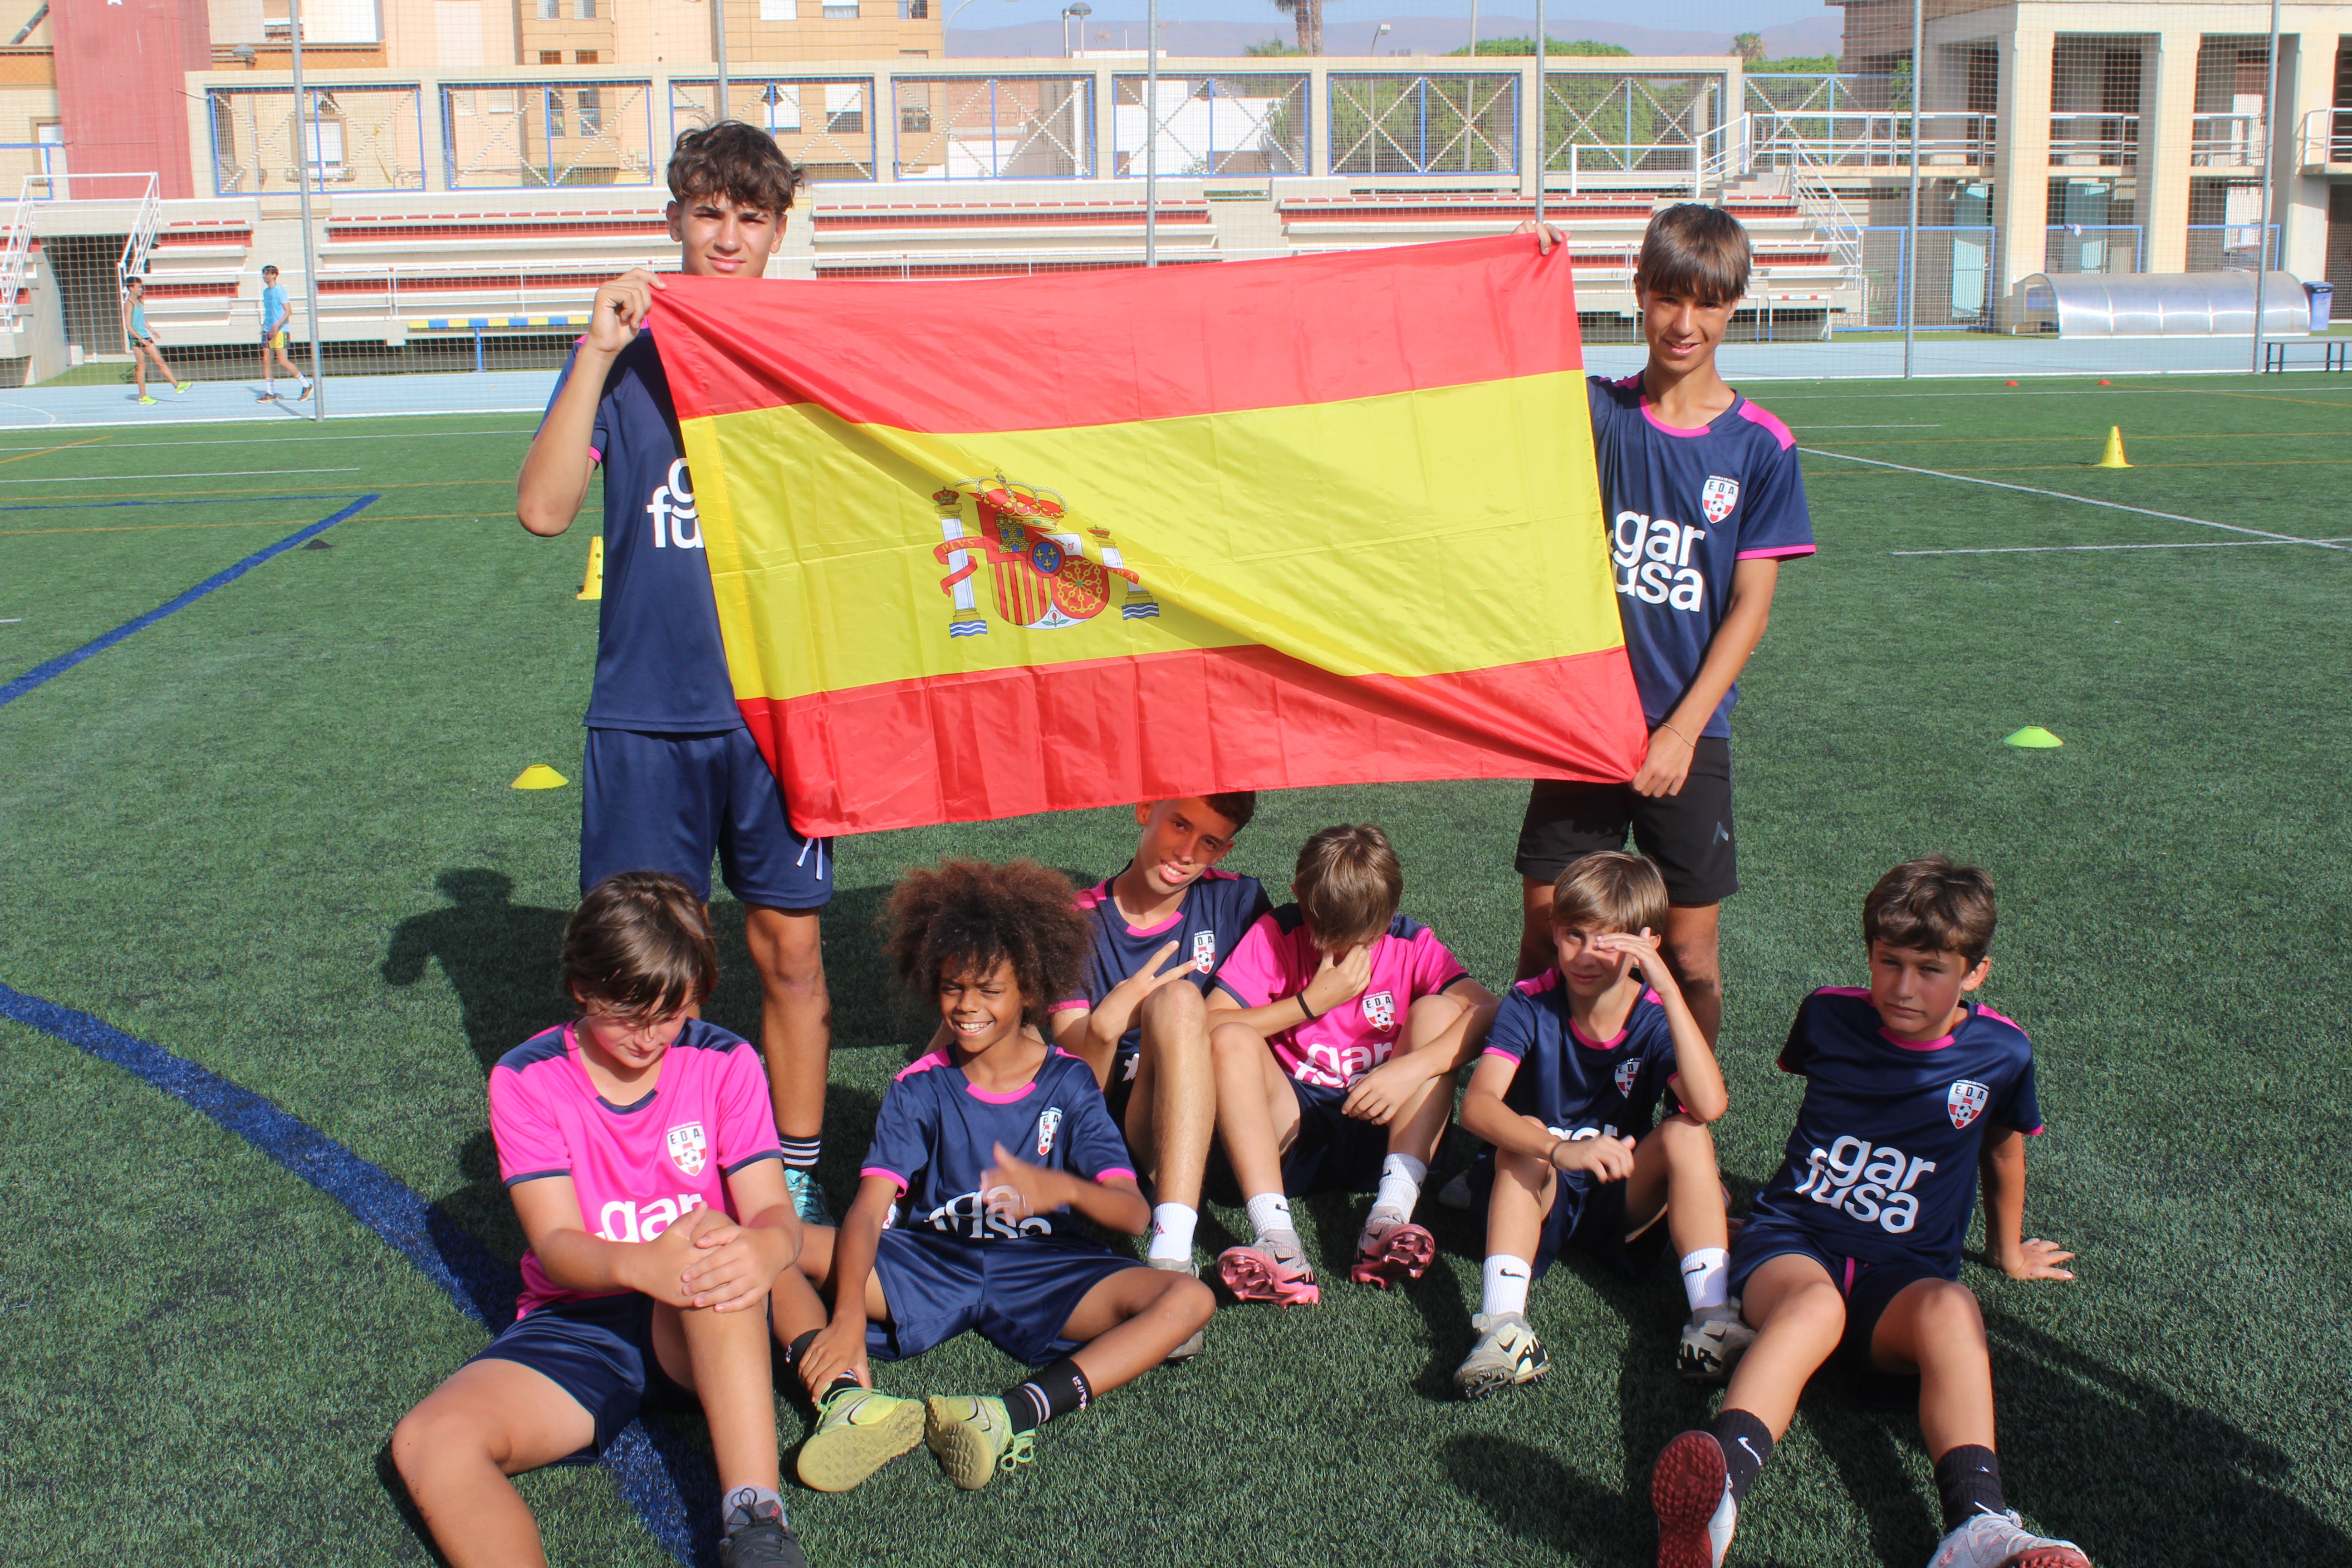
top-left (0, 491), bottom-right (370, 514)
top-left (0, 495), bottom-right (379, 710)
top-left (0, 980), bottom-right (707, 1565)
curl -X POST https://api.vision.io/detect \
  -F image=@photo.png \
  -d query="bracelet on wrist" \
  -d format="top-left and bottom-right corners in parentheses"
top-left (1657, 720), bottom-right (1693, 747)
top-left (1297, 991), bottom-right (1321, 1022)
top-left (1546, 1137), bottom-right (1566, 1170)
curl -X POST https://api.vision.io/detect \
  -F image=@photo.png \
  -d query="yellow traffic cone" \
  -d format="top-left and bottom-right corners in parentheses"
top-left (575, 535), bottom-right (604, 600)
top-left (2095, 426), bottom-right (2130, 468)
top-left (512, 764), bottom-right (569, 789)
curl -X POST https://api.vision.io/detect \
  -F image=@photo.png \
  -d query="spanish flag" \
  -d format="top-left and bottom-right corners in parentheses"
top-left (652, 235), bottom-right (1645, 836)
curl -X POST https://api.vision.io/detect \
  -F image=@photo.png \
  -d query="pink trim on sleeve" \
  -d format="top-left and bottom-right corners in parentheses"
top-left (1095, 1167), bottom-right (1138, 1183)
top-left (1513, 969), bottom-right (1561, 995)
top-left (894, 1050), bottom-right (951, 1081)
top-left (1736, 544), bottom-right (1818, 560)
top-left (1480, 1045), bottom-right (1523, 1061)
top-left (587, 446), bottom-right (604, 466)
top-left (1735, 401), bottom-right (1797, 450)
top-left (858, 1166), bottom-right (909, 1192)
top-left (1973, 1003), bottom-right (2031, 1036)
top-left (1047, 998), bottom-right (1090, 1014)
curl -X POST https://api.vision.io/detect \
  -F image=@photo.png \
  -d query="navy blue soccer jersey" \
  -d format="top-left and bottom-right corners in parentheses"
top-left (1058, 867), bottom-right (1272, 1060)
top-left (1485, 970), bottom-right (1681, 1151)
top-left (1745, 987), bottom-right (2044, 1274)
top-left (542, 332), bottom-right (743, 733)
top-left (859, 1047), bottom-right (1136, 1244)
top-left (1588, 373), bottom-right (1816, 737)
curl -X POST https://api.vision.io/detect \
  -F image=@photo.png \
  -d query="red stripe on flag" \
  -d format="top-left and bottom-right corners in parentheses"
top-left (742, 644), bottom-right (1646, 836)
top-left (652, 236), bottom-right (1582, 434)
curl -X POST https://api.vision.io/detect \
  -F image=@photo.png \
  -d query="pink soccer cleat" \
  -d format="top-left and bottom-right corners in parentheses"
top-left (1348, 1219), bottom-right (1436, 1289)
top-left (1217, 1240), bottom-right (1320, 1306)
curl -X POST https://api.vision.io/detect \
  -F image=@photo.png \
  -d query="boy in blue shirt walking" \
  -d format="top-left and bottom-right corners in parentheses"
top-left (256, 264), bottom-right (309, 401)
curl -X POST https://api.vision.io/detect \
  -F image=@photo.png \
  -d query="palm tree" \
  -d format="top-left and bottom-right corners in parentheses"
top-left (1730, 31), bottom-right (1767, 63)
top-left (1271, 0), bottom-right (1326, 56)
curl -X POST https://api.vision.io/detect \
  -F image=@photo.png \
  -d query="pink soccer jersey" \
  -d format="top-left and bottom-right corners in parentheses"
top-left (490, 1018), bottom-right (784, 1318)
top-left (1212, 906), bottom-right (1475, 1090)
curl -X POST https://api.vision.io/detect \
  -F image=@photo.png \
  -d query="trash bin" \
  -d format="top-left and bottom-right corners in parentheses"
top-left (2308, 282), bottom-right (2336, 332)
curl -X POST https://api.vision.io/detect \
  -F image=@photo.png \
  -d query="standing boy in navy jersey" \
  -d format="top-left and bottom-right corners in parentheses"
top-left (517, 123), bottom-right (837, 1223)
top-left (1045, 794), bottom-right (1269, 1294)
top-left (1518, 206), bottom-right (1815, 1045)
top-left (1648, 858), bottom-right (2089, 1568)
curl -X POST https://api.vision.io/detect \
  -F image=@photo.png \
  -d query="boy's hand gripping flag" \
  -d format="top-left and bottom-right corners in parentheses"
top-left (649, 235), bottom-right (1646, 835)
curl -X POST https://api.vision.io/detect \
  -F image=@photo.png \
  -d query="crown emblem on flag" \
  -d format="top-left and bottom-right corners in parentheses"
top-left (929, 475), bottom-right (1159, 635)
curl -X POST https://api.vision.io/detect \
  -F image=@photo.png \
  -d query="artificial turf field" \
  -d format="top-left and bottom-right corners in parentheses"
top-left (2, 374), bottom-right (2349, 1568)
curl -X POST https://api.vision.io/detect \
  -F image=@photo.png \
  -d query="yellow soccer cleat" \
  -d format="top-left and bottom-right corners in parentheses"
top-left (795, 1385), bottom-right (925, 1493)
top-left (923, 1395), bottom-right (1035, 1490)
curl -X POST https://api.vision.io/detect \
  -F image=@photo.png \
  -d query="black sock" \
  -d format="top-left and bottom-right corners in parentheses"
top-left (1001, 1358), bottom-right (1092, 1433)
top-left (1933, 1445), bottom-right (2004, 1531)
top-left (782, 1330), bottom-right (860, 1405)
top-left (1710, 1408), bottom-right (1775, 1504)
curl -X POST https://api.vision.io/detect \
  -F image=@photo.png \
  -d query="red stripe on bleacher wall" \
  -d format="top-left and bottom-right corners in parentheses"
top-left (655, 234), bottom-right (1582, 431)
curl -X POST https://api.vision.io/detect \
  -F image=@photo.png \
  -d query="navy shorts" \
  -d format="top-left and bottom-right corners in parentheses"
top-left (580, 726), bottom-right (833, 910)
top-left (467, 1293), bottom-right (692, 1463)
top-left (1515, 736), bottom-right (1737, 906)
top-left (869, 1229), bottom-right (1141, 1367)
top-left (1463, 1147), bottom-right (1670, 1281)
top-left (1727, 1217), bottom-right (1948, 1365)
top-left (1279, 1078), bottom-right (1394, 1197)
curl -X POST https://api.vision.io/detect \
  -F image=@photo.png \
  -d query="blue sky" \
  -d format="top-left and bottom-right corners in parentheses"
top-left (949, 0), bottom-right (1833, 33)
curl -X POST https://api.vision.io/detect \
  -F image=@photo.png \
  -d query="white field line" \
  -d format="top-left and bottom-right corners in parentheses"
top-left (1795, 423), bottom-right (1944, 429)
top-left (0, 430), bottom-right (537, 452)
top-left (0, 468), bottom-right (364, 484)
top-left (1894, 537), bottom-right (2352, 557)
top-left (1798, 446), bottom-right (2351, 553)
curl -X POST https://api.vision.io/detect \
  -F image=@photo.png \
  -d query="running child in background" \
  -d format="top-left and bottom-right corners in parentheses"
top-left (121, 277), bottom-right (188, 405)
top-left (1450, 851), bottom-right (1735, 1401)
top-left (1649, 858), bottom-right (2087, 1568)
top-left (516, 122), bottom-right (837, 1224)
top-left (770, 860), bottom-right (1213, 1495)
top-left (1049, 794), bottom-right (1270, 1306)
top-left (256, 264), bottom-right (310, 401)
top-left (1516, 205), bottom-right (1816, 1046)
top-left (391, 873), bottom-right (808, 1568)
top-left (1208, 823), bottom-right (1494, 1304)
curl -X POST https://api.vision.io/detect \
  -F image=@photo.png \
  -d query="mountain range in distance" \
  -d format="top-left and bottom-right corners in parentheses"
top-left (946, 12), bottom-right (1842, 61)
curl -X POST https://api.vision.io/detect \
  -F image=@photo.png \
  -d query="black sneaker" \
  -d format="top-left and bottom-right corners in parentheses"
top-left (718, 1488), bottom-right (808, 1568)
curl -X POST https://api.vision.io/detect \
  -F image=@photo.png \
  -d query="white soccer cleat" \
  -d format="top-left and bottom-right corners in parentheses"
top-left (1926, 1507), bottom-right (2092, 1568)
top-left (1677, 1302), bottom-right (1758, 1383)
top-left (1452, 1311), bottom-right (1549, 1400)
top-left (1651, 1430), bottom-right (1736, 1568)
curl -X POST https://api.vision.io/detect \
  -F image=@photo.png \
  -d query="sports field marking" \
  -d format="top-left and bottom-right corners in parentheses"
top-left (0, 518), bottom-right (322, 537)
top-left (1793, 423), bottom-right (1944, 429)
top-left (0, 478), bottom-right (509, 509)
top-left (1894, 537), bottom-right (2352, 557)
top-left (1796, 446), bottom-right (2351, 553)
top-left (1817, 430), bottom-right (2347, 446)
top-left (0, 491), bottom-right (397, 515)
top-left (2204, 388), bottom-right (2352, 412)
top-left (0, 495), bottom-right (382, 710)
top-left (0, 467), bottom-right (365, 485)
top-left (0, 429), bottom-right (539, 453)
top-left (0, 434), bottom-right (114, 468)
top-left (0, 980), bottom-right (696, 1564)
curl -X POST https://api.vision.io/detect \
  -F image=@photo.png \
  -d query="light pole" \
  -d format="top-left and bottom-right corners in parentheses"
top-left (1061, 0), bottom-right (1089, 58)
top-left (1370, 21), bottom-right (1391, 55)
top-left (1145, 0), bottom-right (1158, 264)
top-left (714, 0), bottom-right (728, 123)
top-left (289, 0), bottom-right (323, 419)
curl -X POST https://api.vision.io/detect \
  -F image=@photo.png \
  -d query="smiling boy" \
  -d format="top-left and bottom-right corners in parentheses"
top-left (1516, 205), bottom-right (1816, 1046)
top-left (516, 122), bottom-right (838, 1223)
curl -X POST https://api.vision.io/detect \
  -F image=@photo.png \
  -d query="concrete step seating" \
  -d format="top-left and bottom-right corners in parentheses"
top-left (809, 190), bottom-right (1217, 278)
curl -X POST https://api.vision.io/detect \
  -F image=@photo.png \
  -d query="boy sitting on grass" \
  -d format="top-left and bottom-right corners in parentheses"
top-left (1207, 823), bottom-right (1493, 1303)
top-left (1451, 851), bottom-right (1735, 1400)
top-left (391, 872), bottom-right (807, 1568)
top-left (1649, 858), bottom-right (2087, 1568)
top-left (770, 859), bottom-right (1214, 1494)
top-left (1049, 794), bottom-right (1270, 1297)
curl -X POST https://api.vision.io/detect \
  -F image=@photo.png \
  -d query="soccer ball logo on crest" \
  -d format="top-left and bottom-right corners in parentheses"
top-left (666, 1121), bottom-right (708, 1177)
top-left (1614, 1058), bottom-right (1642, 1096)
top-left (1362, 990), bottom-right (1397, 1032)
top-left (1191, 931), bottom-right (1217, 973)
top-left (1034, 1107), bottom-right (1063, 1160)
top-left (1701, 475), bottom-right (1740, 524)
top-left (1946, 1080), bottom-right (1989, 1130)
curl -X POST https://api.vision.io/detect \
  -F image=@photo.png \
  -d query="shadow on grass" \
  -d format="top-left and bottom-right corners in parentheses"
top-left (1440, 1433), bottom-right (1649, 1568)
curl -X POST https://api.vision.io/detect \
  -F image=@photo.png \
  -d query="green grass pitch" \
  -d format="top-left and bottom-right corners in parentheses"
top-left (1, 378), bottom-right (2348, 1567)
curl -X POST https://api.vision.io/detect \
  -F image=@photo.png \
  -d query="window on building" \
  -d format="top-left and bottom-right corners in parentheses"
top-left (573, 0), bottom-right (596, 18)
top-left (760, 83), bottom-right (802, 132)
top-left (538, 0), bottom-right (558, 17)
top-left (760, 0), bottom-right (796, 18)
top-left (548, 87), bottom-right (568, 136)
top-left (539, 49), bottom-right (562, 63)
top-left (823, 1), bottom-right (857, 18)
top-left (579, 87), bottom-right (603, 133)
top-left (576, 49), bottom-right (598, 63)
top-left (825, 83), bottom-right (864, 133)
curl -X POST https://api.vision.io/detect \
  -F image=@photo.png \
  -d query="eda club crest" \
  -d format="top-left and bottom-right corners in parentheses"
top-left (666, 1121), bottom-right (708, 1177)
top-left (1701, 475), bottom-right (1740, 524)
top-left (1362, 990), bottom-right (1397, 1032)
top-left (1613, 1058), bottom-right (1642, 1096)
top-left (929, 477), bottom-right (1161, 637)
top-left (1947, 1080), bottom-right (1989, 1130)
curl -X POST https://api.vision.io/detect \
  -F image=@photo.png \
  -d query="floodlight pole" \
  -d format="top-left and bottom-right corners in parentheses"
top-left (715, 0), bottom-right (730, 122)
top-left (2249, 0), bottom-right (2280, 371)
top-left (1532, 0), bottom-right (1544, 225)
top-left (1901, 0), bottom-right (1921, 378)
top-left (289, 0), bottom-right (323, 420)
top-left (1144, 0), bottom-right (1158, 265)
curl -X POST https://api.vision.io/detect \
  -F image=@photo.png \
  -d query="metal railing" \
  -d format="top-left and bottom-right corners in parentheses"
top-left (1114, 73), bottom-right (1308, 179)
top-left (893, 74), bottom-right (1095, 180)
top-left (2185, 222), bottom-right (2277, 272)
top-left (1331, 73), bottom-right (1518, 177)
top-left (2300, 106), bottom-right (2352, 167)
top-left (2043, 222), bottom-right (2141, 275)
top-left (2189, 112), bottom-right (2265, 169)
top-left (2048, 111), bottom-right (2138, 166)
top-left (118, 173), bottom-right (162, 288)
top-left (0, 174), bottom-right (35, 331)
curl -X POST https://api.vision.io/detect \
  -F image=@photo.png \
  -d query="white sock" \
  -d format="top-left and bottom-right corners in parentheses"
top-left (1368, 1152), bottom-right (1428, 1227)
top-left (1244, 1192), bottom-right (1294, 1244)
top-left (1147, 1202), bottom-right (1197, 1262)
top-left (1480, 1254), bottom-right (1533, 1318)
top-left (1681, 1246), bottom-right (1730, 1313)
